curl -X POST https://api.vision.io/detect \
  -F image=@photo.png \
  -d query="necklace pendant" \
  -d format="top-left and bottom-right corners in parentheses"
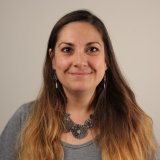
top-left (71, 124), bottom-right (88, 139)
top-left (63, 113), bottom-right (94, 139)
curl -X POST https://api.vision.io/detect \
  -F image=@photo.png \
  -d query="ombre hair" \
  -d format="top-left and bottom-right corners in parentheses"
top-left (18, 10), bottom-right (155, 160)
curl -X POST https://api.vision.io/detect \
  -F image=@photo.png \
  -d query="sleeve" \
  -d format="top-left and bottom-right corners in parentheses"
top-left (155, 144), bottom-right (160, 160)
top-left (0, 102), bottom-right (34, 160)
top-left (153, 133), bottom-right (160, 160)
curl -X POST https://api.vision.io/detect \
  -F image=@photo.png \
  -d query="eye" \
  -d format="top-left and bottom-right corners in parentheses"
top-left (61, 47), bottom-right (73, 54)
top-left (87, 47), bottom-right (99, 54)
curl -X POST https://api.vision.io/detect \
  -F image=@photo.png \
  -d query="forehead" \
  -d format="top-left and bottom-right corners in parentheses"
top-left (56, 21), bottom-right (103, 44)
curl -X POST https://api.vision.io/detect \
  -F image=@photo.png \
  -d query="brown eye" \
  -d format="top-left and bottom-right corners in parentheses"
top-left (87, 47), bottom-right (99, 53)
top-left (91, 47), bottom-right (98, 52)
top-left (61, 47), bottom-right (73, 53)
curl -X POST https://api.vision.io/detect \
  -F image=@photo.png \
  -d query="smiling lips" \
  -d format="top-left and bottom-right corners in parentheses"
top-left (69, 72), bottom-right (92, 76)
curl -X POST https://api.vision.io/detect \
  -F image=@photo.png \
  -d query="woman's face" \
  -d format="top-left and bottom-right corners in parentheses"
top-left (51, 22), bottom-right (107, 95)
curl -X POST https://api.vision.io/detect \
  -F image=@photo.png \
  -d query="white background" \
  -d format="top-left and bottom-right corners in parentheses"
top-left (0, 0), bottom-right (159, 142)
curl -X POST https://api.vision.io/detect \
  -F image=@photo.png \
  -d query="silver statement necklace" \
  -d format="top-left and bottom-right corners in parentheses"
top-left (63, 113), bottom-right (94, 139)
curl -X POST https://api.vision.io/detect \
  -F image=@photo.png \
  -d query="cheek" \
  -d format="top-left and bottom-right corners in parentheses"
top-left (53, 57), bottom-right (71, 72)
top-left (90, 58), bottom-right (106, 71)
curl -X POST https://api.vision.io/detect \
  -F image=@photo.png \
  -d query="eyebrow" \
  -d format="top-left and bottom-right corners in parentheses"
top-left (57, 42), bottom-right (102, 47)
top-left (58, 42), bottom-right (73, 47)
top-left (86, 42), bottom-right (102, 46)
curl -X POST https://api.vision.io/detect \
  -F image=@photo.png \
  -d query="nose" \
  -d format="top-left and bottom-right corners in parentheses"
top-left (72, 50), bottom-right (88, 68)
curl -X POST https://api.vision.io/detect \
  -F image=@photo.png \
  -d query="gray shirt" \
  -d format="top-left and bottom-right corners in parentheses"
top-left (0, 102), bottom-right (159, 160)
top-left (0, 102), bottom-right (101, 160)
top-left (62, 140), bottom-right (101, 160)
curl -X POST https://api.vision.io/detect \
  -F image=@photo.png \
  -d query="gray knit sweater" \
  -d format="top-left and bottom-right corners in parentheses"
top-left (0, 102), bottom-right (159, 160)
top-left (0, 102), bottom-right (101, 160)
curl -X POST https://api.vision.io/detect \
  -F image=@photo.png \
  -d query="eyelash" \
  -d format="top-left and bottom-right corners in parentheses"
top-left (87, 47), bottom-right (99, 53)
top-left (61, 47), bottom-right (73, 53)
top-left (61, 46), bottom-right (99, 54)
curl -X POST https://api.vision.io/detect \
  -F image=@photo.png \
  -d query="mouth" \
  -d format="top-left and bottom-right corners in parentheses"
top-left (68, 71), bottom-right (93, 79)
top-left (69, 72), bottom-right (92, 75)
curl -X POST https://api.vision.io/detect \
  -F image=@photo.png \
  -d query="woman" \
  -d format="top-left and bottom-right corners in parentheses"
top-left (0, 10), bottom-right (158, 160)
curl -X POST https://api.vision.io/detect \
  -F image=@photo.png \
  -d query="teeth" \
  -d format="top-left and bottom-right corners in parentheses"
top-left (68, 71), bottom-right (92, 74)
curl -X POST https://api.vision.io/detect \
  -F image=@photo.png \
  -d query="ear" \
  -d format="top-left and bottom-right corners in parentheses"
top-left (49, 48), bottom-right (53, 59)
top-left (105, 60), bottom-right (108, 71)
top-left (105, 66), bottom-right (108, 71)
top-left (49, 48), bottom-right (56, 70)
top-left (104, 57), bottom-right (109, 71)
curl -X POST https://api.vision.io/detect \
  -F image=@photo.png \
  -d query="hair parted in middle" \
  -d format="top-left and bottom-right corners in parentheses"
top-left (18, 10), bottom-right (155, 160)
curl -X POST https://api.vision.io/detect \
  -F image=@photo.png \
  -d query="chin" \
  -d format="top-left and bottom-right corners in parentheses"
top-left (70, 85), bottom-right (95, 93)
top-left (63, 83), bottom-right (96, 94)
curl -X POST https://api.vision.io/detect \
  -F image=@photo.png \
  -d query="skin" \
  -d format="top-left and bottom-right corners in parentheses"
top-left (50, 22), bottom-right (107, 144)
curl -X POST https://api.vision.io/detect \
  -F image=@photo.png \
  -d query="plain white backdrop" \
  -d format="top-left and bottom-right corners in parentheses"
top-left (0, 0), bottom-right (159, 142)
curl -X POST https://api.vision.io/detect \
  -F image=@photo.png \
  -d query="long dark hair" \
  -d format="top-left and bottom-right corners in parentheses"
top-left (18, 10), bottom-right (155, 160)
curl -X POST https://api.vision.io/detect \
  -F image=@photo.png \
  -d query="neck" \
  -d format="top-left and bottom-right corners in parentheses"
top-left (64, 89), bottom-right (95, 116)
